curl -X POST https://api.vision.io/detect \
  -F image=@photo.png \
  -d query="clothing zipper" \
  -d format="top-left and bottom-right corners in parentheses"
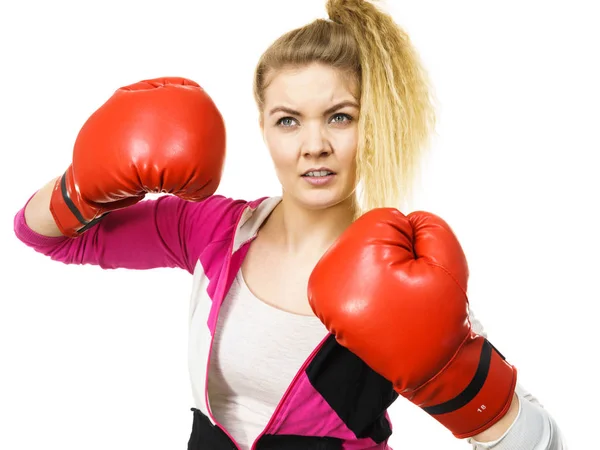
top-left (201, 208), bottom-right (256, 449)
top-left (202, 200), bottom-right (327, 449)
top-left (249, 332), bottom-right (330, 450)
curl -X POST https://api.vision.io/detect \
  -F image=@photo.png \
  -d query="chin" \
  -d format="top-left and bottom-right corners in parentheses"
top-left (296, 188), bottom-right (354, 211)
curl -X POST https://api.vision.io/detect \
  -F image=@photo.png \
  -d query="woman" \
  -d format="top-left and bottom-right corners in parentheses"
top-left (14, 0), bottom-right (566, 448)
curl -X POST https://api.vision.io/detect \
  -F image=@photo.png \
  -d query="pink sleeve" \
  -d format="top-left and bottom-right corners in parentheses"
top-left (13, 194), bottom-right (247, 274)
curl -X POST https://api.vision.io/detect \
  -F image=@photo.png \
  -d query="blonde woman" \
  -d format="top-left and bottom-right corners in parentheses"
top-left (15, 0), bottom-right (566, 448)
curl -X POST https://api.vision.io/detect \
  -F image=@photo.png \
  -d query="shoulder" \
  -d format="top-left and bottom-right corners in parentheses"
top-left (176, 194), bottom-right (276, 246)
top-left (155, 193), bottom-right (269, 227)
top-left (189, 194), bottom-right (272, 228)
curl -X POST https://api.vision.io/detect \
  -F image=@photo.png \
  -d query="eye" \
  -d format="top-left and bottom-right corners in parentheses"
top-left (330, 113), bottom-right (353, 124)
top-left (276, 117), bottom-right (298, 127)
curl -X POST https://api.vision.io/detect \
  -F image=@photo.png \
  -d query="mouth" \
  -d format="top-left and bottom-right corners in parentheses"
top-left (301, 168), bottom-right (337, 187)
top-left (301, 168), bottom-right (336, 178)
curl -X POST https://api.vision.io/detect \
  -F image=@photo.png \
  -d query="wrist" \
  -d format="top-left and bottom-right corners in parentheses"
top-left (49, 168), bottom-right (99, 237)
top-left (471, 392), bottom-right (520, 443)
top-left (23, 177), bottom-right (64, 237)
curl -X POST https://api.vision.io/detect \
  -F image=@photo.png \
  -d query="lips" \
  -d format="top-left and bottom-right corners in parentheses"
top-left (302, 167), bottom-right (336, 177)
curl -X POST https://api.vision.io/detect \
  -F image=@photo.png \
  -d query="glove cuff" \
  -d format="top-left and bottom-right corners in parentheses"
top-left (49, 167), bottom-right (103, 237)
top-left (403, 334), bottom-right (518, 439)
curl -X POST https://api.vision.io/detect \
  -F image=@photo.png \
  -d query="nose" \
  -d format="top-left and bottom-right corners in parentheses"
top-left (301, 123), bottom-right (331, 158)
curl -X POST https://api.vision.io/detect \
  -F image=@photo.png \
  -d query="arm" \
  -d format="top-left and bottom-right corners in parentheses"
top-left (467, 309), bottom-right (568, 449)
top-left (16, 187), bottom-right (246, 273)
top-left (24, 177), bottom-right (63, 237)
top-left (307, 209), bottom-right (566, 443)
top-left (15, 76), bottom-right (232, 272)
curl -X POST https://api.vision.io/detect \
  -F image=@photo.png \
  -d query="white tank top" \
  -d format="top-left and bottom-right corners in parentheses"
top-left (207, 270), bottom-right (328, 449)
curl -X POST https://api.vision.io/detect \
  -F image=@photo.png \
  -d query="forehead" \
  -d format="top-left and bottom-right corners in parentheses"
top-left (263, 63), bottom-right (359, 109)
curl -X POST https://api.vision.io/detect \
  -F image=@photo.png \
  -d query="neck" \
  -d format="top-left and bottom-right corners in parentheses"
top-left (268, 194), bottom-right (357, 256)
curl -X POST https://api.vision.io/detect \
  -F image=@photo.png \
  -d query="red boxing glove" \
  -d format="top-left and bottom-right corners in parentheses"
top-left (307, 208), bottom-right (517, 439)
top-left (50, 77), bottom-right (226, 237)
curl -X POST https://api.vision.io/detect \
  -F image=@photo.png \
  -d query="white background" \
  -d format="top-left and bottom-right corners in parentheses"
top-left (1, 0), bottom-right (598, 448)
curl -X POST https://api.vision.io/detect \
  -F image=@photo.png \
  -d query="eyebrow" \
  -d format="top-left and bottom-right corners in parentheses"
top-left (268, 100), bottom-right (359, 117)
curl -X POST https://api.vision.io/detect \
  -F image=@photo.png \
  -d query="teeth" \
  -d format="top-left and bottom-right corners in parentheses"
top-left (305, 170), bottom-right (332, 177)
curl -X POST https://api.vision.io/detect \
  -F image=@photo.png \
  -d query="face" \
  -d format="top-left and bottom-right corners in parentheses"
top-left (260, 63), bottom-right (359, 211)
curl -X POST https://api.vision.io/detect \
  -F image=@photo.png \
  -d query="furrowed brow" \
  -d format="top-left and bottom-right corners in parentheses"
top-left (268, 101), bottom-right (359, 117)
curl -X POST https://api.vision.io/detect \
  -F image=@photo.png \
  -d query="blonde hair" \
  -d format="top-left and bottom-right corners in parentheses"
top-left (253, 0), bottom-right (436, 215)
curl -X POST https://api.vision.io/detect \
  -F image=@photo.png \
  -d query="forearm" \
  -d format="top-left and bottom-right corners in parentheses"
top-left (468, 385), bottom-right (567, 449)
top-left (23, 177), bottom-right (63, 237)
top-left (472, 393), bottom-right (520, 442)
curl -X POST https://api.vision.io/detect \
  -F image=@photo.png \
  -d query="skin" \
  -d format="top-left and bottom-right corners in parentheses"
top-left (261, 62), bottom-right (360, 215)
top-left (240, 62), bottom-right (361, 316)
top-left (242, 61), bottom-right (520, 442)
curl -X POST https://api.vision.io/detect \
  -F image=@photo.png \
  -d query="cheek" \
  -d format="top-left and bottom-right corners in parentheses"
top-left (335, 132), bottom-right (359, 170)
top-left (265, 133), bottom-right (296, 172)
